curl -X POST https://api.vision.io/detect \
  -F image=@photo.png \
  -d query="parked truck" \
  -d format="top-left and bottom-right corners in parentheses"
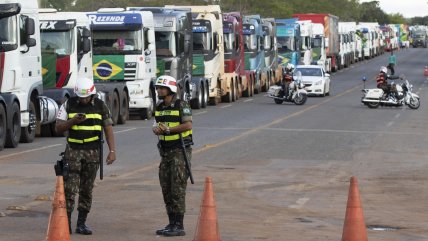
top-left (262, 18), bottom-right (282, 85)
top-left (411, 26), bottom-right (427, 48)
top-left (129, 7), bottom-right (209, 109)
top-left (275, 18), bottom-right (300, 68)
top-left (88, 8), bottom-right (157, 121)
top-left (338, 22), bottom-right (352, 68)
top-left (293, 14), bottom-right (339, 72)
top-left (297, 20), bottom-right (313, 65)
top-left (0, 0), bottom-right (58, 150)
top-left (223, 12), bottom-right (253, 98)
top-left (310, 23), bottom-right (331, 72)
top-left (39, 9), bottom-right (93, 135)
top-left (243, 14), bottom-right (268, 93)
top-left (167, 5), bottom-right (235, 104)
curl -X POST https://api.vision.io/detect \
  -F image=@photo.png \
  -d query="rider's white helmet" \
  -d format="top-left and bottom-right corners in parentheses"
top-left (286, 63), bottom-right (295, 71)
top-left (380, 66), bottom-right (388, 74)
top-left (155, 75), bottom-right (177, 93)
top-left (74, 77), bottom-right (96, 98)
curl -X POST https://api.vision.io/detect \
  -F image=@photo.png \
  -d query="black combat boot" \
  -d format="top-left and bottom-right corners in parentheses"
top-left (67, 212), bottom-right (72, 234)
top-left (155, 213), bottom-right (174, 235)
top-left (75, 211), bottom-right (92, 235)
top-left (163, 214), bottom-right (185, 236)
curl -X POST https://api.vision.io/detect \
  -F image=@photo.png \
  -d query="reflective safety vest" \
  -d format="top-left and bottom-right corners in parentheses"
top-left (66, 97), bottom-right (104, 149)
top-left (155, 99), bottom-right (192, 148)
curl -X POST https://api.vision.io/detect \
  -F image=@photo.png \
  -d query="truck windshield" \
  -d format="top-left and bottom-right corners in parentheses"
top-left (243, 34), bottom-right (257, 51)
top-left (155, 31), bottom-right (176, 57)
top-left (193, 32), bottom-right (211, 52)
top-left (92, 30), bottom-right (143, 55)
top-left (41, 30), bottom-right (74, 56)
top-left (224, 33), bottom-right (235, 52)
top-left (277, 36), bottom-right (294, 52)
top-left (0, 15), bottom-right (18, 52)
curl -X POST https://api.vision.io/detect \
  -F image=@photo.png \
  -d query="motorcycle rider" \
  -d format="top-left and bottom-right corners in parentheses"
top-left (376, 66), bottom-right (399, 100)
top-left (282, 63), bottom-right (295, 99)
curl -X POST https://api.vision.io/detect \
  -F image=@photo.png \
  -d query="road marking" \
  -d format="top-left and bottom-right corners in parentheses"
top-left (220, 104), bottom-right (232, 109)
top-left (243, 99), bottom-right (254, 102)
top-left (194, 110), bottom-right (208, 116)
top-left (193, 84), bottom-right (362, 155)
top-left (289, 197), bottom-right (310, 209)
top-left (387, 121), bottom-right (394, 127)
top-left (114, 128), bottom-right (138, 134)
top-left (261, 127), bottom-right (423, 136)
top-left (394, 113), bottom-right (401, 119)
top-left (0, 144), bottom-right (63, 160)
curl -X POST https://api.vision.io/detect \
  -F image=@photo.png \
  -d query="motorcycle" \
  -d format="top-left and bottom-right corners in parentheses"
top-left (361, 76), bottom-right (420, 109)
top-left (266, 71), bottom-right (308, 105)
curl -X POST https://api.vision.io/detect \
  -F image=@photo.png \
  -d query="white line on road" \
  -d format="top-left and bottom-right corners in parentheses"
top-left (194, 110), bottom-right (208, 116)
top-left (243, 99), bottom-right (254, 103)
top-left (114, 128), bottom-right (138, 134)
top-left (0, 144), bottom-right (63, 160)
top-left (387, 121), bottom-right (394, 127)
top-left (220, 104), bottom-right (232, 109)
top-left (394, 113), bottom-right (401, 119)
top-left (262, 127), bottom-right (423, 136)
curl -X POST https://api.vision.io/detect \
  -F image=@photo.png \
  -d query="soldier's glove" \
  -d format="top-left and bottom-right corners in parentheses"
top-left (54, 160), bottom-right (63, 176)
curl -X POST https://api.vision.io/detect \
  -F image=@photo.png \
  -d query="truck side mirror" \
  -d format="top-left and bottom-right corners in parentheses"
top-left (82, 38), bottom-right (91, 53)
top-left (26, 38), bottom-right (36, 47)
top-left (81, 27), bottom-right (91, 38)
top-left (25, 18), bottom-right (35, 36)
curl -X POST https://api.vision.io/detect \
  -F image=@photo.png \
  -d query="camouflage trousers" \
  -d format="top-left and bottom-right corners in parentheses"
top-left (159, 147), bottom-right (192, 215)
top-left (64, 147), bottom-right (100, 214)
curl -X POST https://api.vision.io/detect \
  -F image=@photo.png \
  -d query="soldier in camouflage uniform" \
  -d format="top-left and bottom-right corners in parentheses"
top-left (56, 77), bottom-right (116, 235)
top-left (152, 75), bottom-right (193, 237)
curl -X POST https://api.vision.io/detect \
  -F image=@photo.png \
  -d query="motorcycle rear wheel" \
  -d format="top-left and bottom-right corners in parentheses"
top-left (367, 102), bottom-right (380, 109)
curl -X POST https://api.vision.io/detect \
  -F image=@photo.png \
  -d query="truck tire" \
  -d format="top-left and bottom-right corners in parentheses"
top-left (190, 84), bottom-right (203, 109)
top-left (242, 76), bottom-right (251, 97)
top-left (118, 93), bottom-right (128, 124)
top-left (20, 101), bottom-right (36, 143)
top-left (202, 83), bottom-right (208, 108)
top-left (140, 90), bottom-right (154, 120)
top-left (5, 102), bottom-right (21, 148)
top-left (111, 92), bottom-right (119, 125)
top-left (0, 104), bottom-right (6, 151)
top-left (222, 80), bottom-right (233, 103)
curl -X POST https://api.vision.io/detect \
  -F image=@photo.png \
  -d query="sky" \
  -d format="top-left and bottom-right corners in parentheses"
top-left (360, 0), bottom-right (428, 18)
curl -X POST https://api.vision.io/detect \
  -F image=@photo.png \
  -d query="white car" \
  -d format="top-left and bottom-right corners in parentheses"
top-left (295, 65), bottom-right (331, 96)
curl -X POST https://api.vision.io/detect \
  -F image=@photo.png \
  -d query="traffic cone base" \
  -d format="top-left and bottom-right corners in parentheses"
top-left (193, 177), bottom-right (221, 241)
top-left (341, 176), bottom-right (367, 241)
top-left (46, 176), bottom-right (70, 241)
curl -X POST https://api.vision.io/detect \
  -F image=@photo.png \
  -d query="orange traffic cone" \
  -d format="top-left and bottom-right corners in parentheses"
top-left (46, 176), bottom-right (70, 241)
top-left (424, 66), bottom-right (428, 76)
top-left (193, 177), bottom-right (221, 241)
top-left (341, 177), bottom-right (368, 241)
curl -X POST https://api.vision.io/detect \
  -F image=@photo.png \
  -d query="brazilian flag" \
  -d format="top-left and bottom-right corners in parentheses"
top-left (93, 55), bottom-right (124, 81)
top-left (42, 53), bottom-right (57, 88)
top-left (192, 54), bottom-right (205, 76)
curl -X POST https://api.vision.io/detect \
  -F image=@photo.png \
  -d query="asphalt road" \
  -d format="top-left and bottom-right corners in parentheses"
top-left (0, 48), bottom-right (427, 241)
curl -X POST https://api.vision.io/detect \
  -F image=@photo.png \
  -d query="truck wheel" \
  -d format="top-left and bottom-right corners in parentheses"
top-left (0, 104), bottom-right (6, 151)
top-left (222, 80), bottom-right (233, 103)
top-left (201, 83), bottom-right (208, 108)
top-left (140, 90), bottom-right (154, 120)
top-left (190, 84), bottom-right (203, 109)
top-left (5, 102), bottom-right (21, 148)
top-left (20, 101), bottom-right (36, 143)
top-left (111, 92), bottom-right (119, 125)
top-left (118, 93), bottom-right (128, 124)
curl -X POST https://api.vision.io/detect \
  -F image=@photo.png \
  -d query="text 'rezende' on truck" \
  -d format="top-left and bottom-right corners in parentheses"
top-left (0, 0), bottom-right (58, 150)
top-left (128, 6), bottom-right (209, 109)
top-left (88, 8), bottom-right (157, 121)
top-left (38, 9), bottom-right (93, 136)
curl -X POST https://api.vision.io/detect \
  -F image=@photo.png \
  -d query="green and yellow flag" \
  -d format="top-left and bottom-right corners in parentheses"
top-left (93, 55), bottom-right (124, 81)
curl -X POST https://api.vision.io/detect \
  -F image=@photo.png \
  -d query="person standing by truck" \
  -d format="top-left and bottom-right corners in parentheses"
top-left (387, 51), bottom-right (396, 75)
top-left (55, 77), bottom-right (116, 235)
top-left (152, 75), bottom-right (193, 237)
